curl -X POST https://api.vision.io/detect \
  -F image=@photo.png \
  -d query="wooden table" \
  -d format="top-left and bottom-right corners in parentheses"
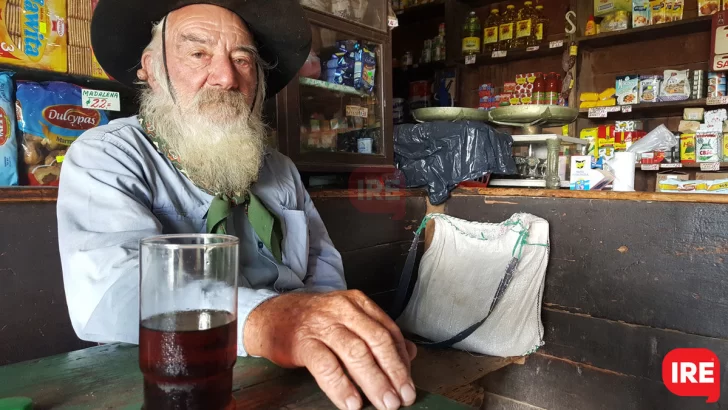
top-left (0, 344), bottom-right (516, 409)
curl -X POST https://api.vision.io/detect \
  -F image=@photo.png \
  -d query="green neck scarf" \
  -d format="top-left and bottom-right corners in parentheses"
top-left (139, 116), bottom-right (282, 263)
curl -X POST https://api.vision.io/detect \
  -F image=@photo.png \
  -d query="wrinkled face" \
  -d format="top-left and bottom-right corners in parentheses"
top-left (142, 4), bottom-right (258, 116)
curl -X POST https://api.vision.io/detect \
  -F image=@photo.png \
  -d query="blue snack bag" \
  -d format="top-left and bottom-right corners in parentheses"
top-left (17, 81), bottom-right (110, 185)
top-left (0, 72), bottom-right (17, 186)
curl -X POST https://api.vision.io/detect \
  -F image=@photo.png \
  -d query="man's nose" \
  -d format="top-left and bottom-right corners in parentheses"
top-left (207, 56), bottom-right (239, 90)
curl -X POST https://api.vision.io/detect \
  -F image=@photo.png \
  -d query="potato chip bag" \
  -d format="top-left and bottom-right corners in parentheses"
top-left (0, 71), bottom-right (17, 186)
top-left (16, 81), bottom-right (109, 185)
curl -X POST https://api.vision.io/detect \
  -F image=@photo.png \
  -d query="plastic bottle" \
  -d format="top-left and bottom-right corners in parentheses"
top-left (462, 11), bottom-right (481, 57)
top-left (533, 73), bottom-right (545, 104)
top-left (499, 5), bottom-right (517, 50)
top-left (483, 8), bottom-right (500, 53)
top-left (535, 4), bottom-right (548, 42)
top-left (545, 72), bottom-right (559, 105)
top-left (585, 15), bottom-right (596, 36)
top-left (514, 1), bottom-right (536, 48)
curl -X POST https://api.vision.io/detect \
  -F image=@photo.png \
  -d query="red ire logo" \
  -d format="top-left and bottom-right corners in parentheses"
top-left (348, 167), bottom-right (406, 220)
top-left (662, 348), bottom-right (720, 403)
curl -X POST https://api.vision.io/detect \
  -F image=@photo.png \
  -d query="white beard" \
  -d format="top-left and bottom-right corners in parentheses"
top-left (139, 86), bottom-right (266, 194)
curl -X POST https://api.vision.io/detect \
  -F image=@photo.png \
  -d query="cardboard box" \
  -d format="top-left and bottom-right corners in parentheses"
top-left (696, 172), bottom-right (728, 180)
top-left (656, 171), bottom-right (689, 192)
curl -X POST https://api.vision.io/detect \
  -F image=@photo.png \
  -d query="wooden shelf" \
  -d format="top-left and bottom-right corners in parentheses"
top-left (0, 63), bottom-right (133, 94)
top-left (577, 16), bottom-right (713, 49)
top-left (458, 40), bottom-right (565, 67)
top-left (394, 0), bottom-right (445, 25)
top-left (578, 99), bottom-right (715, 119)
top-left (636, 163), bottom-right (728, 170)
top-left (299, 77), bottom-right (371, 98)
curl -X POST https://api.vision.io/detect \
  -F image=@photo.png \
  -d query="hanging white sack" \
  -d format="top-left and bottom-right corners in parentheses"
top-left (396, 212), bottom-right (550, 357)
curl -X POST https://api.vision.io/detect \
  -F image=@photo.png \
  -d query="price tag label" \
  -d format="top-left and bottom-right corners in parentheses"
top-left (661, 163), bottom-right (683, 168)
top-left (465, 54), bottom-right (476, 64)
top-left (346, 105), bottom-right (368, 118)
top-left (588, 107), bottom-right (607, 118)
top-left (606, 106), bottom-right (621, 112)
top-left (706, 96), bottom-right (728, 105)
top-left (82, 89), bottom-right (120, 111)
top-left (641, 164), bottom-right (660, 171)
top-left (491, 50), bottom-right (507, 58)
top-left (526, 46), bottom-right (539, 52)
top-left (549, 40), bottom-right (564, 48)
top-left (388, 16), bottom-right (399, 28)
top-left (621, 105), bottom-right (632, 113)
top-left (700, 162), bottom-right (721, 171)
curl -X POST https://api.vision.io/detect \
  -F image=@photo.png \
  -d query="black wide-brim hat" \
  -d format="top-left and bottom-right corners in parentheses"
top-left (91, 0), bottom-right (312, 96)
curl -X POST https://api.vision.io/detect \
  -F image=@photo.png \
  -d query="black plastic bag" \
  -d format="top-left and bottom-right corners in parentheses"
top-left (394, 120), bottom-right (517, 205)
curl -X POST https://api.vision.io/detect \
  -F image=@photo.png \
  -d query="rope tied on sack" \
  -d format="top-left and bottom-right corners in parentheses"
top-left (393, 213), bottom-right (549, 349)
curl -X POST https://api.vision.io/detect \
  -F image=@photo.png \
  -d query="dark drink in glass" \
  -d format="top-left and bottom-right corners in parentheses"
top-left (139, 235), bottom-right (239, 410)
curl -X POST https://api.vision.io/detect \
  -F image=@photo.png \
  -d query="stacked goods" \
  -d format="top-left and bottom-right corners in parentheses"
top-left (0, 72), bottom-right (17, 186)
top-left (0, 0), bottom-right (68, 72)
top-left (67, 0), bottom-right (92, 76)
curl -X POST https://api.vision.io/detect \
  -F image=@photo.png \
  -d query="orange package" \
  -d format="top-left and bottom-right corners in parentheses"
top-left (0, 0), bottom-right (68, 72)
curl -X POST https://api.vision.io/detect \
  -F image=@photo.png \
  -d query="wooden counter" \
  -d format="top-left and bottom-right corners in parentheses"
top-left (7, 185), bottom-right (728, 204)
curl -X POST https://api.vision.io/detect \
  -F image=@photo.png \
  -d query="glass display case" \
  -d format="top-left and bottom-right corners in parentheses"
top-left (299, 0), bottom-right (387, 32)
top-left (269, 8), bottom-right (393, 172)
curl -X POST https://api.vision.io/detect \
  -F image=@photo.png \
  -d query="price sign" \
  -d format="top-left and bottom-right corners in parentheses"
top-left (588, 107), bottom-right (607, 118)
top-left (82, 89), bottom-right (120, 111)
top-left (700, 162), bottom-right (721, 171)
top-left (641, 164), bottom-right (660, 171)
top-left (526, 46), bottom-right (539, 52)
top-left (491, 50), bottom-right (507, 58)
top-left (388, 16), bottom-right (399, 28)
top-left (706, 96), bottom-right (728, 105)
top-left (606, 106), bottom-right (621, 112)
top-left (661, 163), bottom-right (683, 168)
top-left (549, 40), bottom-right (564, 49)
top-left (621, 105), bottom-right (632, 113)
top-left (346, 105), bottom-right (368, 118)
top-left (465, 54), bottom-right (476, 64)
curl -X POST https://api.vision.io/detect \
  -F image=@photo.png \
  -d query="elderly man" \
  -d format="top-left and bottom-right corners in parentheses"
top-left (58, 1), bottom-right (416, 409)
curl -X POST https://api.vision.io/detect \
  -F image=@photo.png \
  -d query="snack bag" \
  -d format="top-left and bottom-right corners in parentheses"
top-left (17, 81), bottom-right (109, 185)
top-left (0, 72), bottom-right (17, 186)
top-left (0, 0), bottom-right (68, 72)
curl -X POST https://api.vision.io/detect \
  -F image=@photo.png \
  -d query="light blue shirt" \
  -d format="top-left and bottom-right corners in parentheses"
top-left (57, 116), bottom-right (346, 356)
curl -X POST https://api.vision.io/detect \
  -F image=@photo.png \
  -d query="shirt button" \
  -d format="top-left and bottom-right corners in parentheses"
top-left (258, 241), bottom-right (264, 249)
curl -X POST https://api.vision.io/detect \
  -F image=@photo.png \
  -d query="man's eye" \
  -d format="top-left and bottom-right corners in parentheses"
top-left (191, 52), bottom-right (205, 59)
top-left (234, 58), bottom-right (252, 67)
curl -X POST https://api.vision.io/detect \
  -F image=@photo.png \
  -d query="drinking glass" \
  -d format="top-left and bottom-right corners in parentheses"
top-left (139, 234), bottom-right (239, 410)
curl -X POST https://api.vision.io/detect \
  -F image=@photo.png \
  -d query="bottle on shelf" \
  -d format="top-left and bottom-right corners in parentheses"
top-left (462, 11), bottom-right (481, 57)
top-left (483, 8), bottom-right (500, 53)
top-left (514, 1), bottom-right (537, 48)
top-left (585, 15), bottom-right (596, 36)
top-left (434, 23), bottom-right (446, 61)
top-left (535, 4), bottom-right (548, 43)
top-left (545, 72), bottom-right (559, 105)
top-left (499, 5), bottom-right (517, 51)
top-left (533, 73), bottom-right (545, 104)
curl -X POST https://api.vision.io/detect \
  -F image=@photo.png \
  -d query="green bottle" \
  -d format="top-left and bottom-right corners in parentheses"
top-left (462, 11), bottom-right (481, 57)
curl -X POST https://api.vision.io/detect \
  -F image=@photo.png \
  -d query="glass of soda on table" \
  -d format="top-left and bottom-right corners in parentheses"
top-left (139, 234), bottom-right (239, 410)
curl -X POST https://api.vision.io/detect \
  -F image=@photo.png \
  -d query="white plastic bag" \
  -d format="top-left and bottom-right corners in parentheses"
top-left (396, 213), bottom-right (550, 357)
top-left (627, 124), bottom-right (678, 153)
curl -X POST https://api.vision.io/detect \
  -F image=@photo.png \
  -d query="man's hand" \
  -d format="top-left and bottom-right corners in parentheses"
top-left (244, 290), bottom-right (418, 410)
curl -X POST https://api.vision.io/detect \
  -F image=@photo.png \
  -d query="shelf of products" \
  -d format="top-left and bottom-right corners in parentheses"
top-left (394, 0), bottom-right (445, 25)
top-left (0, 63), bottom-right (132, 95)
top-left (458, 40), bottom-right (565, 67)
top-left (577, 16), bottom-right (713, 49)
top-left (488, 178), bottom-right (570, 188)
top-left (636, 163), bottom-right (728, 170)
top-left (579, 99), bottom-right (710, 119)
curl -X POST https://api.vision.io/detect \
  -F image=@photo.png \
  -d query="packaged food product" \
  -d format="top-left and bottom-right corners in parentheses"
top-left (708, 72), bottom-right (726, 98)
top-left (580, 92), bottom-right (599, 102)
top-left (599, 87), bottom-right (616, 100)
top-left (0, 72), bottom-right (17, 186)
top-left (678, 120), bottom-right (701, 133)
top-left (633, 0), bottom-right (651, 26)
top-left (672, 0), bottom-right (684, 20)
top-left (616, 75), bottom-right (639, 105)
top-left (600, 11), bottom-right (631, 32)
top-left (596, 98), bottom-right (617, 107)
top-left (638, 75), bottom-right (661, 103)
top-left (660, 69), bottom-right (690, 101)
top-left (650, 0), bottom-right (666, 24)
top-left (17, 81), bottom-right (110, 185)
top-left (503, 82), bottom-right (517, 93)
top-left (594, 0), bottom-right (632, 17)
top-left (580, 101), bottom-right (598, 109)
top-left (683, 107), bottom-right (705, 121)
top-left (696, 133), bottom-right (721, 162)
top-left (680, 133), bottom-right (696, 163)
top-left (724, 132), bottom-right (728, 161)
top-left (699, 0), bottom-right (720, 15)
top-left (655, 171), bottom-right (689, 192)
top-left (615, 120), bottom-right (643, 131)
top-left (585, 15), bottom-right (597, 36)
top-left (658, 178), bottom-right (728, 194)
top-left (355, 44), bottom-right (376, 94)
top-left (0, 0), bottom-right (68, 72)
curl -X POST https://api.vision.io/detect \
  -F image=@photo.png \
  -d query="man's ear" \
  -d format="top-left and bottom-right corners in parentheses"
top-left (139, 51), bottom-right (160, 91)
